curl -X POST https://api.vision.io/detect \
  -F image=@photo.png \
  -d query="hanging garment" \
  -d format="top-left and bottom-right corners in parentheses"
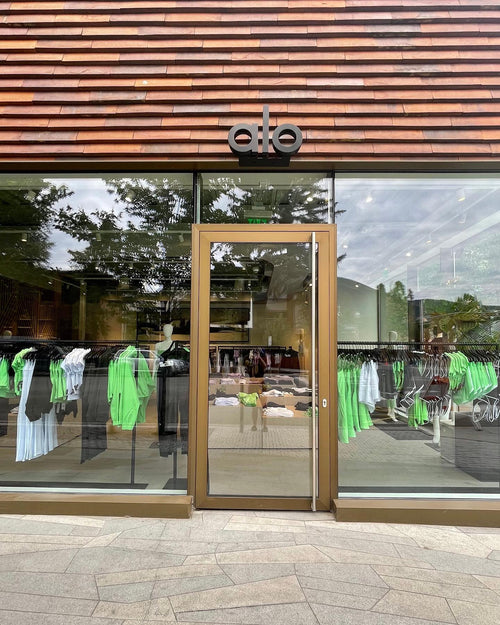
top-left (108, 346), bottom-right (155, 431)
top-left (15, 360), bottom-right (58, 462)
top-left (80, 356), bottom-right (110, 463)
top-left (0, 397), bottom-right (9, 437)
top-left (359, 361), bottom-right (381, 413)
top-left (50, 359), bottom-right (67, 403)
top-left (338, 359), bottom-right (374, 443)
top-left (61, 348), bottom-right (91, 400)
top-left (25, 356), bottom-right (53, 422)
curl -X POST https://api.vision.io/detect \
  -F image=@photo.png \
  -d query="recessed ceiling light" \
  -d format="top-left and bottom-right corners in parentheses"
top-left (405, 252), bottom-right (412, 257)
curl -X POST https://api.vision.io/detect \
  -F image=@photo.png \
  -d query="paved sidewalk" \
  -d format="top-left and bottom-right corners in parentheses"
top-left (0, 510), bottom-right (499, 624)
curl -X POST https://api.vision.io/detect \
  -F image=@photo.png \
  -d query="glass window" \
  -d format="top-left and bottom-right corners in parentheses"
top-left (0, 174), bottom-right (193, 493)
top-left (200, 172), bottom-right (332, 224)
top-left (336, 174), bottom-right (500, 497)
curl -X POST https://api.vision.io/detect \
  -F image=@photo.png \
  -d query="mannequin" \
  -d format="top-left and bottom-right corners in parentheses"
top-left (155, 323), bottom-right (174, 355)
top-left (155, 323), bottom-right (189, 462)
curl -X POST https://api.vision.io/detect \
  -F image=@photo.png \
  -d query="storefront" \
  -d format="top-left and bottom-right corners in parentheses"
top-left (0, 1), bottom-right (499, 525)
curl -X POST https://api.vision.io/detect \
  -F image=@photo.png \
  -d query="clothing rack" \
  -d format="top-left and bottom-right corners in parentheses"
top-left (1, 339), bottom-right (150, 488)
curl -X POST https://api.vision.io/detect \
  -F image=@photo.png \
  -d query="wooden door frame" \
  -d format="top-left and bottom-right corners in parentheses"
top-left (188, 224), bottom-right (337, 510)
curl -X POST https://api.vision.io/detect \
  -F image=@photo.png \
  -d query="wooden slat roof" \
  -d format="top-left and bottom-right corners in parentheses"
top-left (0, 0), bottom-right (499, 162)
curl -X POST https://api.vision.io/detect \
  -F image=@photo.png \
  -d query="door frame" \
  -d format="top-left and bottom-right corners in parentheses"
top-left (188, 224), bottom-right (337, 510)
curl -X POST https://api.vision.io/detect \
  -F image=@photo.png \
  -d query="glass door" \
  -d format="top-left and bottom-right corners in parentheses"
top-left (189, 225), bottom-right (336, 510)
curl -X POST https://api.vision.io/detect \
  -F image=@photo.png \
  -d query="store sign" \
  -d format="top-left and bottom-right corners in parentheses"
top-left (228, 105), bottom-right (302, 166)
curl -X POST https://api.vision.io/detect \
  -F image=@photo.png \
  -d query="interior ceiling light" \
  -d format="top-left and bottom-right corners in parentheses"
top-left (365, 193), bottom-right (373, 203)
top-left (457, 188), bottom-right (466, 202)
top-left (405, 251), bottom-right (412, 257)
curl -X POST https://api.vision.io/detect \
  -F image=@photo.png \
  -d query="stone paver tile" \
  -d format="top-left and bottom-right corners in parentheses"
top-left (381, 575), bottom-right (500, 604)
top-left (160, 525), bottom-right (199, 541)
top-left (0, 591), bottom-right (96, 616)
top-left (449, 599), bottom-right (500, 625)
top-left (395, 525), bottom-right (492, 558)
top-left (119, 523), bottom-right (168, 540)
top-left (98, 580), bottom-right (155, 603)
top-left (465, 534), bottom-right (500, 551)
top-left (22, 515), bottom-right (104, 528)
top-left (0, 548), bottom-right (79, 572)
top-left (474, 574), bottom-right (500, 593)
top-left (303, 587), bottom-right (379, 610)
top-left (224, 522), bottom-right (306, 534)
top-left (295, 562), bottom-right (388, 587)
top-left (221, 563), bottom-right (295, 584)
top-left (488, 550), bottom-right (500, 560)
top-left (109, 538), bottom-right (160, 552)
top-left (311, 603), bottom-right (452, 625)
top-left (71, 526), bottom-right (101, 537)
top-left (146, 597), bottom-right (176, 621)
top-left (372, 590), bottom-right (456, 623)
top-left (216, 544), bottom-right (331, 564)
top-left (99, 517), bottom-right (164, 536)
top-left (93, 599), bottom-right (150, 620)
top-left (177, 602), bottom-right (318, 624)
top-left (184, 553), bottom-right (219, 565)
top-left (373, 565), bottom-right (485, 587)
top-left (188, 529), bottom-right (300, 543)
top-left (306, 522), bottom-right (408, 537)
top-left (0, 542), bottom-right (80, 556)
top-left (170, 575), bottom-right (305, 613)
top-left (156, 540), bottom-right (217, 556)
top-left (82, 532), bottom-right (121, 549)
top-left (318, 546), bottom-right (434, 568)
top-left (216, 541), bottom-right (294, 554)
top-left (0, 571), bottom-right (98, 599)
top-left (459, 527), bottom-right (500, 535)
top-left (396, 544), bottom-right (500, 576)
top-left (256, 511), bottom-right (333, 521)
top-left (66, 546), bottom-right (184, 574)
top-left (296, 534), bottom-right (402, 557)
top-left (152, 573), bottom-right (233, 598)
top-left (0, 612), bottom-right (123, 625)
top-left (229, 515), bottom-right (306, 527)
top-left (0, 518), bottom-right (74, 535)
top-left (0, 533), bottom-right (89, 545)
top-left (96, 563), bottom-right (223, 587)
top-left (298, 574), bottom-right (389, 599)
top-left (301, 525), bottom-right (417, 546)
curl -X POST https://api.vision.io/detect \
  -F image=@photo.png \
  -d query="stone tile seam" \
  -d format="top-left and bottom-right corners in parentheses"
top-left (379, 575), bottom-right (500, 605)
top-left (297, 573), bottom-right (391, 591)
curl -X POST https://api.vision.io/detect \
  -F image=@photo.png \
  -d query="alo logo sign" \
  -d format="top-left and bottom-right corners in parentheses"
top-left (228, 105), bottom-right (303, 166)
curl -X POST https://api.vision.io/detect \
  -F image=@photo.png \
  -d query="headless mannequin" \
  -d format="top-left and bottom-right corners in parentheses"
top-left (155, 323), bottom-right (174, 356)
top-left (155, 323), bottom-right (189, 459)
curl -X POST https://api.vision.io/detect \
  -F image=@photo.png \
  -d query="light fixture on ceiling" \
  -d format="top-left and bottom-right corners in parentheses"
top-left (405, 251), bottom-right (412, 257)
top-left (365, 192), bottom-right (373, 203)
top-left (21, 232), bottom-right (27, 242)
top-left (342, 244), bottom-right (348, 249)
top-left (457, 188), bottom-right (466, 202)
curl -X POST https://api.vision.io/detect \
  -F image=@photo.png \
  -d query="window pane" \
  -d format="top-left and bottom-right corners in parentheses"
top-left (200, 172), bottom-right (332, 224)
top-left (336, 174), bottom-right (500, 497)
top-left (0, 174), bottom-right (193, 493)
